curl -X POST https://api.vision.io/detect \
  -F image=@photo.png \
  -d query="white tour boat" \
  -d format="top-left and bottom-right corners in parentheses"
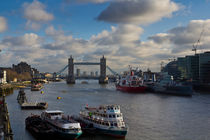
top-left (78, 105), bottom-right (128, 138)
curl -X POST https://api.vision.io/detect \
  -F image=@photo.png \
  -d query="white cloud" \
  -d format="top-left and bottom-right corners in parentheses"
top-left (149, 19), bottom-right (210, 54)
top-left (45, 26), bottom-right (64, 36)
top-left (97, 0), bottom-right (180, 25)
top-left (91, 24), bottom-right (143, 45)
top-left (23, 0), bottom-right (54, 30)
top-left (1, 19), bottom-right (210, 72)
top-left (2, 33), bottom-right (42, 47)
top-left (0, 16), bottom-right (7, 32)
top-left (23, 0), bottom-right (53, 21)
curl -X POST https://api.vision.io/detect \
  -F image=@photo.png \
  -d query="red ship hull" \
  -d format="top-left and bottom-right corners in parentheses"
top-left (116, 84), bottom-right (146, 93)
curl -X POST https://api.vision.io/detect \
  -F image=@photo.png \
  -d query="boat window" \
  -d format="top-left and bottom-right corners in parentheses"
top-left (111, 123), bottom-right (113, 126)
top-left (109, 115), bottom-right (112, 118)
top-left (111, 107), bottom-right (113, 110)
top-left (113, 115), bottom-right (115, 118)
top-left (117, 115), bottom-right (119, 117)
top-left (106, 123), bottom-right (109, 126)
top-left (114, 123), bottom-right (117, 126)
top-left (108, 107), bottom-right (110, 110)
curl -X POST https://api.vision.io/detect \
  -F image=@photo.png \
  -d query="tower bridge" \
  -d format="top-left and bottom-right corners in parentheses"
top-left (66, 55), bottom-right (107, 84)
top-left (55, 56), bottom-right (118, 84)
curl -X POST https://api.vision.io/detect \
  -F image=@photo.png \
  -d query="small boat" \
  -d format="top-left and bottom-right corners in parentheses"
top-left (21, 102), bottom-right (48, 109)
top-left (31, 83), bottom-right (43, 91)
top-left (25, 115), bottom-right (55, 139)
top-left (41, 110), bottom-right (82, 139)
top-left (77, 105), bottom-right (128, 138)
top-left (116, 67), bottom-right (146, 93)
top-left (153, 72), bottom-right (193, 96)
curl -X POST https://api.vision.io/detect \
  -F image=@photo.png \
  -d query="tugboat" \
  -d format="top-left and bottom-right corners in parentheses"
top-left (25, 115), bottom-right (54, 139)
top-left (41, 110), bottom-right (82, 139)
top-left (153, 72), bottom-right (193, 96)
top-left (116, 67), bottom-right (146, 93)
top-left (76, 105), bottom-right (128, 138)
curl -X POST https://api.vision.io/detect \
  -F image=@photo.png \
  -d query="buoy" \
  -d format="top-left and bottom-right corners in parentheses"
top-left (57, 97), bottom-right (62, 100)
top-left (41, 91), bottom-right (44, 94)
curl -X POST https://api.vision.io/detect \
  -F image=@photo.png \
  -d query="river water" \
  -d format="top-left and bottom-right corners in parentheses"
top-left (5, 80), bottom-right (210, 140)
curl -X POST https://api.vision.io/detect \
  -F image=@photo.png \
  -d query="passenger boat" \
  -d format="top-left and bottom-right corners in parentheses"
top-left (153, 72), bottom-right (193, 96)
top-left (25, 115), bottom-right (54, 139)
top-left (77, 105), bottom-right (128, 138)
top-left (41, 110), bottom-right (82, 139)
top-left (116, 68), bottom-right (146, 93)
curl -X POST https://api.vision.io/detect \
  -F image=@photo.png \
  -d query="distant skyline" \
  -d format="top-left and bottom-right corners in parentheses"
top-left (0, 0), bottom-right (210, 73)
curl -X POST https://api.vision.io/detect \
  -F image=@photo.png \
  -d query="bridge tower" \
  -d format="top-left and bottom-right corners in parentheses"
top-left (99, 55), bottom-right (108, 84)
top-left (67, 55), bottom-right (75, 84)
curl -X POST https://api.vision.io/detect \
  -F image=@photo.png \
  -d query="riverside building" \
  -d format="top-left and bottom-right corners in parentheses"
top-left (164, 51), bottom-right (210, 83)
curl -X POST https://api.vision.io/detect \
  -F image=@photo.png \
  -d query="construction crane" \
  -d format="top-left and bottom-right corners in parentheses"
top-left (192, 27), bottom-right (205, 55)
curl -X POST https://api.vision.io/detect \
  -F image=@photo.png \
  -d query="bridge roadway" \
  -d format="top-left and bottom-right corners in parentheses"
top-left (75, 76), bottom-right (99, 80)
top-left (74, 62), bottom-right (100, 65)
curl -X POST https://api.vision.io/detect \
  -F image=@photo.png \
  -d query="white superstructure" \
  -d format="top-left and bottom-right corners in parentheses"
top-left (41, 110), bottom-right (82, 134)
top-left (80, 105), bottom-right (127, 134)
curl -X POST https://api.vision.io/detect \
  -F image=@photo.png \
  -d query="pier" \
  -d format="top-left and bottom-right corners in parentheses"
top-left (0, 85), bottom-right (13, 97)
top-left (0, 95), bottom-right (13, 140)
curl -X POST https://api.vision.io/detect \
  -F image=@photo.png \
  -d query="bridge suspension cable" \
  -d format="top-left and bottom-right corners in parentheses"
top-left (106, 66), bottom-right (118, 75)
top-left (56, 65), bottom-right (68, 75)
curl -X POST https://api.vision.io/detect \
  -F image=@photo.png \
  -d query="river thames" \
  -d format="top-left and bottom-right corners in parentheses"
top-left (5, 80), bottom-right (210, 140)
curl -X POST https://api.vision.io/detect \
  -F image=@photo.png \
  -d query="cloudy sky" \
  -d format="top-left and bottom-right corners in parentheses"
top-left (0, 0), bottom-right (210, 73)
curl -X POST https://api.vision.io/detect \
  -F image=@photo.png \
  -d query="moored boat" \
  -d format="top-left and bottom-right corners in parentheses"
top-left (116, 84), bottom-right (146, 93)
top-left (25, 115), bottom-right (54, 139)
top-left (21, 102), bottom-right (48, 109)
top-left (31, 83), bottom-right (43, 91)
top-left (153, 72), bottom-right (193, 96)
top-left (41, 110), bottom-right (82, 140)
top-left (17, 89), bottom-right (48, 109)
top-left (77, 105), bottom-right (128, 138)
top-left (116, 67), bottom-right (146, 93)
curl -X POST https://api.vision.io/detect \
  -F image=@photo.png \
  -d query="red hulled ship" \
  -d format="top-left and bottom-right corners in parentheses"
top-left (116, 68), bottom-right (146, 93)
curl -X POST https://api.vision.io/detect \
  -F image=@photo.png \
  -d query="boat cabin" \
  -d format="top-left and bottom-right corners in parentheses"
top-left (41, 110), bottom-right (64, 120)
